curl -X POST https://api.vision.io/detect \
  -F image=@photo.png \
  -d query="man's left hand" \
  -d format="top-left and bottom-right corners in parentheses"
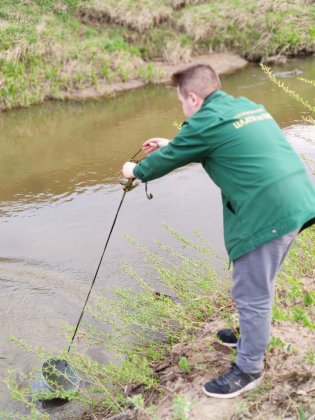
top-left (122, 162), bottom-right (137, 179)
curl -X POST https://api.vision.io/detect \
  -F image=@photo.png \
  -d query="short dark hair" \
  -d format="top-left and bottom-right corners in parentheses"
top-left (171, 63), bottom-right (221, 98)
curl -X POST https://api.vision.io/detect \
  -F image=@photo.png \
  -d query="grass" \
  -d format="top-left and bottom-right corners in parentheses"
top-left (176, 0), bottom-right (315, 60)
top-left (171, 394), bottom-right (192, 420)
top-left (0, 0), bottom-right (314, 110)
top-left (0, 1), bottom-right (146, 110)
top-left (78, 0), bottom-right (173, 32)
top-left (273, 227), bottom-right (315, 330)
top-left (2, 224), bottom-right (314, 418)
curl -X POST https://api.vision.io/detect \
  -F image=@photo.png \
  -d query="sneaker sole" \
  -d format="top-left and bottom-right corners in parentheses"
top-left (217, 341), bottom-right (237, 348)
top-left (202, 374), bottom-right (264, 399)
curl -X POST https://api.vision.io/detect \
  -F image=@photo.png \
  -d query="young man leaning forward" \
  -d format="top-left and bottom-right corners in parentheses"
top-left (122, 63), bottom-right (315, 398)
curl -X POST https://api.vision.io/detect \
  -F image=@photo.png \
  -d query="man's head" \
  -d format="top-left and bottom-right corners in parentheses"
top-left (171, 63), bottom-right (221, 117)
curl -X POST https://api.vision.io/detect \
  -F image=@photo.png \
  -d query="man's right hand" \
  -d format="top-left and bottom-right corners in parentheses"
top-left (142, 138), bottom-right (170, 155)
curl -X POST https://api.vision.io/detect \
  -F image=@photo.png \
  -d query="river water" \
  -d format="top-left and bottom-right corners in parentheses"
top-left (0, 57), bottom-right (314, 412)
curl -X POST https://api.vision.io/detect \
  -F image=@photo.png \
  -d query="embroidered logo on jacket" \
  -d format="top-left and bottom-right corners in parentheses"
top-left (233, 108), bottom-right (273, 129)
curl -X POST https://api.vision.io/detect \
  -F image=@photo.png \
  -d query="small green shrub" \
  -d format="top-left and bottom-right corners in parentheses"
top-left (178, 356), bottom-right (191, 374)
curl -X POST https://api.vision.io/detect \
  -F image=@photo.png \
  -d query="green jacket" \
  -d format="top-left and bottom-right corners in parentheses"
top-left (134, 90), bottom-right (315, 261)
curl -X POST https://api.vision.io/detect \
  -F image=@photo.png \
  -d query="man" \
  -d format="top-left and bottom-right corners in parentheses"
top-left (122, 63), bottom-right (315, 398)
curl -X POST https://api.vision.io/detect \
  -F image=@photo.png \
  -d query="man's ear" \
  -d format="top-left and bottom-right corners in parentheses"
top-left (188, 92), bottom-right (202, 107)
top-left (188, 92), bottom-right (198, 104)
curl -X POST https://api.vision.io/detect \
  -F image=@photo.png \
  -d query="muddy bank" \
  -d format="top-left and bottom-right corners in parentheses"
top-left (0, 51), bottom-right (247, 112)
top-left (61, 53), bottom-right (248, 102)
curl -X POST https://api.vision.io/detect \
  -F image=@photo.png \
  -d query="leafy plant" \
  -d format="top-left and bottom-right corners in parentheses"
top-left (304, 348), bottom-right (315, 365)
top-left (172, 394), bottom-right (192, 420)
top-left (178, 356), bottom-right (191, 374)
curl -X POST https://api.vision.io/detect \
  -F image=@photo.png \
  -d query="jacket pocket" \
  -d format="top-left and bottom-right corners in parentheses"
top-left (227, 201), bottom-right (236, 214)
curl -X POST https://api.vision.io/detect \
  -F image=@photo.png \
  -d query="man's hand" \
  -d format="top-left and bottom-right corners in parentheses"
top-left (122, 162), bottom-right (137, 179)
top-left (142, 138), bottom-right (170, 155)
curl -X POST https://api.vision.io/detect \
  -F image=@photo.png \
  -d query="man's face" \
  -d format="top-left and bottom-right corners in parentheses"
top-left (177, 87), bottom-right (203, 118)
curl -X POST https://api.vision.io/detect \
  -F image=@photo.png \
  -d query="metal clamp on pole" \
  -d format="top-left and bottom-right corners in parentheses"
top-left (120, 178), bottom-right (139, 192)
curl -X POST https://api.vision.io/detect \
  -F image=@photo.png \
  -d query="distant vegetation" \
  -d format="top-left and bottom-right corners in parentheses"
top-left (0, 0), bottom-right (314, 110)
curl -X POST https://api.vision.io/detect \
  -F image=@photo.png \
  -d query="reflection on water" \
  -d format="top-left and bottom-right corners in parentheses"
top-left (0, 57), bottom-right (314, 412)
top-left (0, 87), bottom-right (179, 215)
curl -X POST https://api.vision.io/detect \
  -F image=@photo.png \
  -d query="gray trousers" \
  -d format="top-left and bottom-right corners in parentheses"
top-left (232, 228), bottom-right (299, 373)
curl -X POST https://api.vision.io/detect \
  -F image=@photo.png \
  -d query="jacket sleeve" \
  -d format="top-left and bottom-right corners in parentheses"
top-left (133, 120), bottom-right (212, 182)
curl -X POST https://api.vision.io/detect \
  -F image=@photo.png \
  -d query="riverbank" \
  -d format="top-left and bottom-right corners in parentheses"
top-left (1, 0), bottom-right (314, 111)
top-left (61, 52), bottom-right (248, 101)
top-left (78, 227), bottom-right (315, 420)
top-left (101, 321), bottom-right (315, 420)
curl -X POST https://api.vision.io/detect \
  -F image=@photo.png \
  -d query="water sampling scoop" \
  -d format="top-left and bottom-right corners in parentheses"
top-left (30, 149), bottom-right (152, 404)
top-left (31, 359), bottom-right (80, 403)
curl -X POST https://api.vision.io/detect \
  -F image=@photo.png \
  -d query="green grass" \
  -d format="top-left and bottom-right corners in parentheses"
top-left (0, 0), bottom-right (314, 110)
top-left (273, 227), bottom-right (315, 330)
top-left (176, 0), bottom-right (315, 60)
top-left (0, 0), bottom-right (147, 110)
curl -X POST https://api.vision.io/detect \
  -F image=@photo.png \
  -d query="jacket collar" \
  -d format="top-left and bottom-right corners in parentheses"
top-left (184, 90), bottom-right (226, 124)
top-left (203, 89), bottom-right (226, 106)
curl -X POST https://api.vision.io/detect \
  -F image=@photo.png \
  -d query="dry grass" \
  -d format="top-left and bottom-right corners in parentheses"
top-left (0, 40), bottom-right (36, 61)
top-left (177, 2), bottom-right (256, 42)
top-left (176, 0), bottom-right (315, 59)
top-left (0, 18), bottom-right (9, 28)
top-left (162, 40), bottom-right (192, 64)
top-left (77, 0), bottom-right (208, 31)
top-left (167, 0), bottom-right (206, 9)
top-left (77, 0), bottom-right (174, 32)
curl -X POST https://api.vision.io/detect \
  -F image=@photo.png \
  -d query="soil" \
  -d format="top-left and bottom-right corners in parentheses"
top-left (146, 320), bottom-right (315, 420)
top-left (84, 318), bottom-right (315, 420)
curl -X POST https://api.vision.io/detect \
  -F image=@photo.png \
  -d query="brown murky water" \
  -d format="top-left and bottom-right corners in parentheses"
top-left (0, 57), bottom-right (314, 412)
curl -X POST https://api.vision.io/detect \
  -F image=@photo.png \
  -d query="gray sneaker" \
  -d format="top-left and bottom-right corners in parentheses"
top-left (203, 363), bottom-right (263, 399)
